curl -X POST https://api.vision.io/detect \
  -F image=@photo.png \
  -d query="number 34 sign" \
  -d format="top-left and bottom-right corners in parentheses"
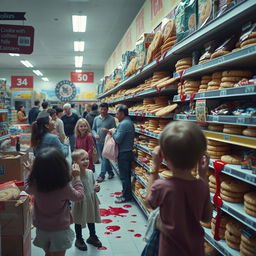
top-left (11, 76), bottom-right (33, 88)
top-left (70, 72), bottom-right (94, 83)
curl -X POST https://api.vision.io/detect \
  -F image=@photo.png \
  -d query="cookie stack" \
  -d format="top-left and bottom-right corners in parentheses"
top-left (150, 96), bottom-right (169, 113)
top-left (198, 75), bottom-right (212, 92)
top-left (175, 57), bottom-right (192, 72)
top-left (223, 124), bottom-right (244, 135)
top-left (221, 154), bottom-right (243, 165)
top-left (207, 72), bottom-right (222, 91)
top-left (207, 140), bottom-right (230, 159)
top-left (147, 119), bottom-right (159, 133)
top-left (138, 150), bottom-right (147, 161)
top-left (241, 32), bottom-right (256, 48)
top-left (183, 80), bottom-right (201, 94)
top-left (156, 120), bottom-right (170, 134)
top-left (204, 242), bottom-right (218, 256)
top-left (243, 126), bottom-right (256, 137)
top-left (208, 173), bottom-right (228, 193)
top-left (151, 72), bottom-right (169, 85)
top-left (148, 138), bottom-right (159, 151)
top-left (143, 98), bottom-right (155, 112)
top-left (146, 31), bottom-right (164, 64)
top-left (240, 232), bottom-right (256, 256)
top-left (161, 19), bottom-right (176, 55)
top-left (125, 57), bottom-right (138, 77)
top-left (220, 70), bottom-right (252, 89)
top-left (208, 123), bottom-right (224, 132)
top-left (221, 179), bottom-right (250, 203)
top-left (225, 219), bottom-right (243, 251)
top-left (211, 215), bottom-right (230, 239)
top-left (155, 103), bottom-right (178, 117)
top-left (244, 192), bottom-right (256, 217)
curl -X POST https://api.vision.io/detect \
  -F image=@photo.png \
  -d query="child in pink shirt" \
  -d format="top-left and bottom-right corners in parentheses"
top-left (25, 147), bottom-right (84, 256)
top-left (74, 118), bottom-right (95, 171)
top-left (145, 121), bottom-right (212, 256)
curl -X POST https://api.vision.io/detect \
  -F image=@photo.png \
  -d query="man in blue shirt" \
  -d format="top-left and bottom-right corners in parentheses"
top-left (112, 105), bottom-right (135, 203)
top-left (92, 103), bottom-right (116, 182)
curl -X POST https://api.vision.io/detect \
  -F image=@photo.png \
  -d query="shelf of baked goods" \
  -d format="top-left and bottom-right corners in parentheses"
top-left (98, 0), bottom-right (256, 100)
top-left (132, 191), bottom-right (150, 218)
top-left (0, 109), bottom-right (9, 113)
top-left (0, 134), bottom-right (9, 141)
top-left (109, 160), bottom-right (120, 176)
top-left (134, 157), bottom-right (151, 172)
top-left (109, 111), bottom-right (174, 119)
top-left (174, 114), bottom-right (256, 127)
top-left (133, 172), bottom-right (148, 188)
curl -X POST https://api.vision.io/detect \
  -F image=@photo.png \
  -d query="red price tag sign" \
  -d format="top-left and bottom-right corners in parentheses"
top-left (11, 76), bottom-right (33, 88)
top-left (70, 72), bottom-right (94, 83)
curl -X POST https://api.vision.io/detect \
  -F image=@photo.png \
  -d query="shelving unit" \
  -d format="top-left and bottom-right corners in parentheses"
top-left (132, 192), bottom-right (150, 218)
top-left (110, 111), bottom-right (173, 119)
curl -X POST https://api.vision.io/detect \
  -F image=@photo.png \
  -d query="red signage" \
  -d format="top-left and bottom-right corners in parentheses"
top-left (0, 24), bottom-right (34, 54)
top-left (11, 76), bottom-right (33, 88)
top-left (71, 72), bottom-right (94, 83)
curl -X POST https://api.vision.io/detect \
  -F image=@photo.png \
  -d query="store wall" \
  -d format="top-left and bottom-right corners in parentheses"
top-left (0, 68), bottom-right (103, 102)
top-left (104, 0), bottom-right (180, 76)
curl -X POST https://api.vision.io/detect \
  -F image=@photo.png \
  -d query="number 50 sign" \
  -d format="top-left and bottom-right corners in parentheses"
top-left (71, 72), bottom-right (94, 83)
top-left (11, 76), bottom-right (33, 88)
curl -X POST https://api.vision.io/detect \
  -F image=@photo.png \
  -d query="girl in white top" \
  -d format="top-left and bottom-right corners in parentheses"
top-left (71, 149), bottom-right (102, 251)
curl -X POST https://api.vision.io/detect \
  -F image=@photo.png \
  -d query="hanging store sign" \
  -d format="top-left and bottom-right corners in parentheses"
top-left (0, 12), bottom-right (26, 20)
top-left (11, 76), bottom-right (33, 89)
top-left (70, 72), bottom-right (94, 83)
top-left (0, 24), bottom-right (34, 54)
top-left (55, 80), bottom-right (77, 102)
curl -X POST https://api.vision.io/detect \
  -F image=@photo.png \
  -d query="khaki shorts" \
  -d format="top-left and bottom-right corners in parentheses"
top-left (33, 227), bottom-right (75, 252)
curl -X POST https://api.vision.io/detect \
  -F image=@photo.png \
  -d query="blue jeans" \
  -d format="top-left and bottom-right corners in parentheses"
top-left (118, 151), bottom-right (133, 200)
top-left (96, 142), bottom-right (114, 178)
top-left (68, 134), bottom-right (75, 152)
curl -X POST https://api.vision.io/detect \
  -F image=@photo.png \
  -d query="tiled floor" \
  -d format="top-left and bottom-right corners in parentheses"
top-left (31, 164), bottom-right (147, 255)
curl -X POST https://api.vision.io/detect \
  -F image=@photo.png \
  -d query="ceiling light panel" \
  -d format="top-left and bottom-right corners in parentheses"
top-left (72, 15), bottom-right (87, 32)
top-left (75, 69), bottom-right (82, 72)
top-left (9, 53), bottom-right (20, 56)
top-left (42, 77), bottom-right (49, 82)
top-left (33, 70), bottom-right (43, 76)
top-left (74, 41), bottom-right (85, 52)
top-left (20, 60), bottom-right (33, 68)
top-left (75, 56), bottom-right (83, 68)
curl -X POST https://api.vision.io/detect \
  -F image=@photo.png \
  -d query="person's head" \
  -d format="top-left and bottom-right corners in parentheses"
top-left (116, 105), bottom-right (128, 122)
top-left (75, 118), bottom-right (91, 137)
top-left (99, 102), bottom-right (109, 117)
top-left (47, 108), bottom-right (57, 121)
top-left (55, 107), bottom-right (64, 118)
top-left (42, 101), bottom-right (48, 110)
top-left (91, 103), bottom-right (98, 111)
top-left (85, 104), bottom-right (92, 113)
top-left (17, 105), bottom-right (25, 112)
top-left (159, 121), bottom-right (207, 171)
top-left (72, 149), bottom-right (89, 171)
top-left (71, 103), bottom-right (75, 108)
top-left (31, 113), bottom-right (55, 147)
top-left (34, 100), bottom-right (40, 107)
top-left (27, 147), bottom-right (71, 193)
top-left (63, 103), bottom-right (72, 115)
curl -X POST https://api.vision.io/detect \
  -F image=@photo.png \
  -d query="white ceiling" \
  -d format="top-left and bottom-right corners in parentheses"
top-left (0, 0), bottom-right (144, 72)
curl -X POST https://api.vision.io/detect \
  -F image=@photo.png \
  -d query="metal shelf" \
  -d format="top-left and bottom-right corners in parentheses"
top-left (0, 134), bottom-right (9, 141)
top-left (109, 111), bottom-right (173, 119)
top-left (134, 157), bottom-right (151, 172)
top-left (174, 114), bottom-right (256, 127)
top-left (132, 192), bottom-right (149, 218)
top-left (173, 85), bottom-right (256, 102)
top-left (135, 128), bottom-right (160, 140)
top-left (210, 194), bottom-right (256, 231)
top-left (209, 159), bottom-right (256, 186)
top-left (0, 109), bottom-right (8, 113)
top-left (203, 130), bottom-right (256, 149)
top-left (133, 173), bottom-right (148, 187)
top-left (204, 227), bottom-right (240, 256)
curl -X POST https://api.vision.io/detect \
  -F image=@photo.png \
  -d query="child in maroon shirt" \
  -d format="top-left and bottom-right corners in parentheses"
top-left (145, 121), bottom-right (212, 256)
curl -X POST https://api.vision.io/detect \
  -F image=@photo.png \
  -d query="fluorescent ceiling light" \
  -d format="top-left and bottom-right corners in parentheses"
top-left (72, 15), bottom-right (87, 32)
top-left (75, 69), bottom-right (82, 72)
top-left (20, 60), bottom-right (33, 68)
top-left (33, 70), bottom-right (43, 76)
top-left (42, 77), bottom-right (49, 82)
top-left (9, 53), bottom-right (20, 56)
top-left (74, 41), bottom-right (85, 52)
top-left (75, 56), bottom-right (83, 68)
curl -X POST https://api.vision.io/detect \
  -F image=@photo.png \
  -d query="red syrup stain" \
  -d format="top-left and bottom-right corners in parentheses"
top-left (100, 207), bottom-right (129, 217)
top-left (115, 236), bottom-right (122, 239)
top-left (97, 246), bottom-right (107, 250)
top-left (123, 204), bottom-right (132, 208)
top-left (134, 233), bottom-right (142, 237)
top-left (106, 225), bottom-right (121, 232)
top-left (104, 232), bottom-right (112, 235)
top-left (102, 219), bottom-right (112, 224)
top-left (131, 221), bottom-right (137, 223)
top-left (110, 191), bottom-right (123, 197)
top-left (128, 229), bottom-right (135, 232)
top-left (131, 214), bottom-right (137, 217)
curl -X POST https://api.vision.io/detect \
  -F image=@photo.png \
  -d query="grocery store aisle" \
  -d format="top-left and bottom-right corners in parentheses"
top-left (31, 163), bottom-right (147, 256)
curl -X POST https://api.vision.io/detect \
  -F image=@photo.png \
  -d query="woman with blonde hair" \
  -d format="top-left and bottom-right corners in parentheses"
top-left (74, 118), bottom-right (95, 171)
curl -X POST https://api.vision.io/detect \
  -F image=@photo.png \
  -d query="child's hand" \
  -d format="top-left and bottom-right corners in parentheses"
top-left (71, 163), bottom-right (80, 177)
top-left (64, 137), bottom-right (70, 145)
top-left (23, 160), bottom-right (32, 172)
top-left (198, 153), bottom-right (209, 179)
top-left (152, 146), bottom-right (162, 172)
top-left (94, 184), bottom-right (100, 192)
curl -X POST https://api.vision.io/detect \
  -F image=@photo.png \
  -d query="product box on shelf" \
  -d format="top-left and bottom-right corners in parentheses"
top-left (0, 151), bottom-right (29, 182)
top-left (198, 0), bottom-right (218, 28)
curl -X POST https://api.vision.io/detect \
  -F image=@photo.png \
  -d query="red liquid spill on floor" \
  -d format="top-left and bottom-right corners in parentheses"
top-left (115, 236), bottom-right (122, 239)
top-left (106, 225), bottom-right (121, 232)
top-left (102, 219), bottom-right (113, 224)
top-left (123, 204), bottom-right (132, 208)
top-left (131, 221), bottom-right (137, 223)
top-left (128, 229), bottom-right (135, 232)
top-left (104, 232), bottom-right (112, 235)
top-left (100, 207), bottom-right (129, 217)
top-left (131, 214), bottom-right (137, 217)
top-left (97, 246), bottom-right (107, 250)
top-left (120, 215), bottom-right (127, 218)
top-left (134, 233), bottom-right (142, 237)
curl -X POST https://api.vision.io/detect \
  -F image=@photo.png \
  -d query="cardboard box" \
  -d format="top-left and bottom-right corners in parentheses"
top-left (0, 151), bottom-right (29, 182)
top-left (0, 197), bottom-right (31, 236)
top-left (2, 229), bottom-right (31, 256)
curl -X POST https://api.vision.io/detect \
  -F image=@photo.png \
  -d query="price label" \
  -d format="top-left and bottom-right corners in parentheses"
top-left (245, 86), bottom-right (255, 94)
top-left (236, 117), bottom-right (246, 125)
top-left (220, 89), bottom-right (227, 96)
top-left (70, 72), bottom-right (94, 83)
top-left (11, 76), bottom-right (33, 88)
top-left (200, 92), bottom-right (205, 98)
top-left (212, 116), bottom-right (219, 122)
top-left (224, 135), bottom-right (230, 141)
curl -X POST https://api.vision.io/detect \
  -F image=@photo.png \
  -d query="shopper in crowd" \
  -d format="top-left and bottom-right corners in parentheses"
top-left (83, 104), bottom-right (92, 119)
top-left (17, 105), bottom-right (28, 124)
top-left (71, 149), bottom-right (102, 251)
top-left (144, 121), bottom-right (212, 256)
top-left (111, 105), bottom-right (135, 203)
top-left (28, 100), bottom-right (40, 125)
top-left (62, 103), bottom-right (79, 152)
top-left (71, 103), bottom-right (80, 117)
top-left (47, 108), bottom-right (58, 136)
top-left (37, 101), bottom-right (49, 119)
top-left (31, 112), bottom-right (69, 157)
top-left (85, 103), bottom-right (99, 129)
top-left (74, 118), bottom-right (95, 172)
top-left (55, 107), bottom-right (66, 143)
top-left (92, 102), bottom-right (116, 182)
top-left (25, 147), bottom-right (84, 256)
